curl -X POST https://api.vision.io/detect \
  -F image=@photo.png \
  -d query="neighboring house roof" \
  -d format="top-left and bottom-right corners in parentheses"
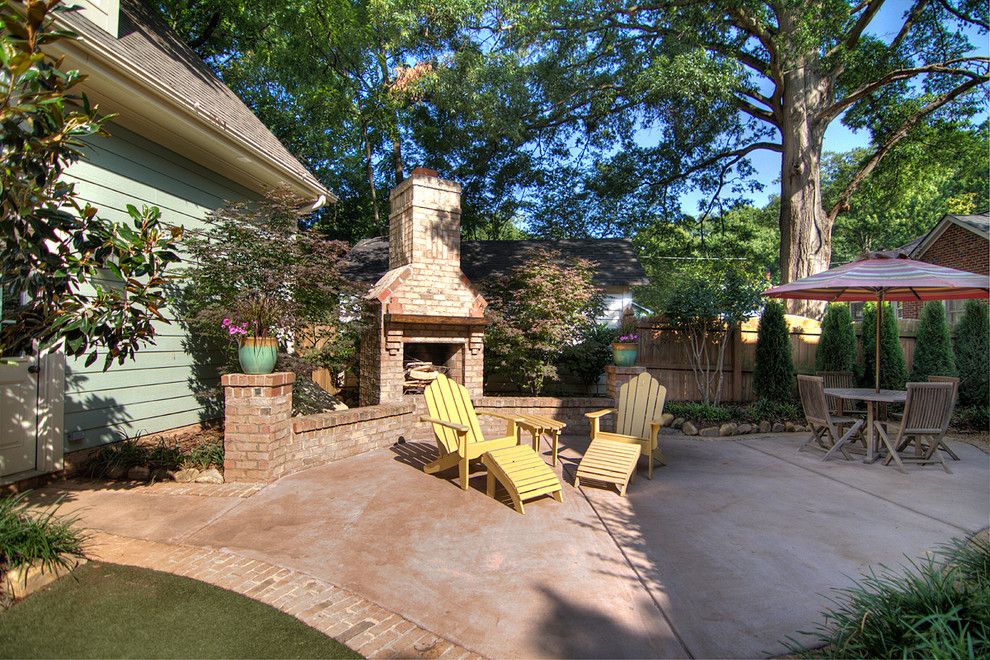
top-left (910, 212), bottom-right (990, 259)
top-left (344, 237), bottom-right (650, 288)
top-left (53, 0), bottom-right (332, 204)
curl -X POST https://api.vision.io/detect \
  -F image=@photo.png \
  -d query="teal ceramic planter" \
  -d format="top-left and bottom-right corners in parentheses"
top-left (612, 342), bottom-right (638, 367)
top-left (238, 338), bottom-right (277, 375)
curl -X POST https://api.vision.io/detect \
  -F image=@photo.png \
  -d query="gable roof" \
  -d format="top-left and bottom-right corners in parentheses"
top-left (343, 237), bottom-right (649, 288)
top-left (910, 212), bottom-right (989, 259)
top-left (54, 0), bottom-right (332, 203)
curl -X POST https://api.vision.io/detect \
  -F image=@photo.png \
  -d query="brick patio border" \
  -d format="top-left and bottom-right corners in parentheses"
top-left (86, 532), bottom-right (482, 659)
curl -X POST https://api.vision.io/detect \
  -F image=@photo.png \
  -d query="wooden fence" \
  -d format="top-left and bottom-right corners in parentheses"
top-left (635, 317), bottom-right (918, 402)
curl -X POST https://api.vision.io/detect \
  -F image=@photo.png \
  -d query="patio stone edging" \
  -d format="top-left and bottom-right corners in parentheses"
top-left (86, 531), bottom-right (484, 660)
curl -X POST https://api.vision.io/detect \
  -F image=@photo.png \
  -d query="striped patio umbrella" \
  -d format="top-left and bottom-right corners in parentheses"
top-left (764, 253), bottom-right (990, 391)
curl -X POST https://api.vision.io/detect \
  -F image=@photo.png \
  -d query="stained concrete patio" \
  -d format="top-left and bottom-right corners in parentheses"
top-left (33, 433), bottom-right (990, 658)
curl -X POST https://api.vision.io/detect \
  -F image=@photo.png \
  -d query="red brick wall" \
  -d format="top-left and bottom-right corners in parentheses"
top-left (289, 403), bottom-right (415, 473)
top-left (902, 223), bottom-right (989, 319)
top-left (475, 396), bottom-right (614, 438)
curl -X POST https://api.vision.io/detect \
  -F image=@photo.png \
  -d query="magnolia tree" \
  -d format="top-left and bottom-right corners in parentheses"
top-left (645, 264), bottom-right (764, 404)
top-left (1, 1), bottom-right (181, 368)
top-left (181, 194), bottom-right (359, 384)
top-left (483, 248), bottom-right (603, 395)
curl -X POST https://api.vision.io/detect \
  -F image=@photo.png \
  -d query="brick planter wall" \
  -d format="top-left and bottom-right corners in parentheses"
top-left (289, 402), bottom-right (415, 472)
top-left (222, 372), bottom-right (294, 483)
top-left (475, 396), bottom-right (614, 437)
top-left (604, 365), bottom-right (647, 400)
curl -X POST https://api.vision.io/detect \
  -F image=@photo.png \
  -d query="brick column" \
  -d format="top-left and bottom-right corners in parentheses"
top-left (604, 365), bottom-right (647, 400)
top-left (221, 372), bottom-right (294, 483)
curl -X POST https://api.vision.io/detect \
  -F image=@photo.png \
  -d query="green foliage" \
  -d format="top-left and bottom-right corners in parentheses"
top-left (788, 535), bottom-right (990, 658)
top-left (744, 398), bottom-right (802, 424)
top-left (87, 439), bottom-right (151, 478)
top-left (665, 402), bottom-right (736, 425)
top-left (557, 323), bottom-right (618, 389)
top-left (860, 303), bottom-right (907, 390)
top-left (752, 302), bottom-right (795, 403)
top-left (182, 439), bottom-right (224, 470)
top-left (483, 248), bottom-right (603, 394)
top-left (644, 263), bottom-right (764, 404)
top-left (911, 302), bottom-right (956, 382)
top-left (0, 493), bottom-right (86, 580)
top-left (0, 1), bottom-right (182, 368)
top-left (182, 194), bottom-right (359, 382)
top-left (954, 301), bottom-right (990, 408)
top-left (816, 304), bottom-right (857, 374)
top-left (953, 405), bottom-right (989, 432)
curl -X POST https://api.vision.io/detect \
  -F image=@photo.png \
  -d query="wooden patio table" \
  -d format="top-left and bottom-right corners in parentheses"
top-left (513, 413), bottom-right (566, 467)
top-left (824, 387), bottom-right (907, 463)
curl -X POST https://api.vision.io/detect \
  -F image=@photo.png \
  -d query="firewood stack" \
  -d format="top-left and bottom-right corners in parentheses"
top-left (403, 361), bottom-right (449, 394)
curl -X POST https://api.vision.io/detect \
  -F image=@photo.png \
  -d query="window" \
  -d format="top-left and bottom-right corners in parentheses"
top-left (945, 299), bottom-right (967, 326)
top-left (849, 301), bottom-right (902, 321)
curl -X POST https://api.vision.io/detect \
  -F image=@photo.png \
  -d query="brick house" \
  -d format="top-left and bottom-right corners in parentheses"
top-left (899, 213), bottom-right (989, 323)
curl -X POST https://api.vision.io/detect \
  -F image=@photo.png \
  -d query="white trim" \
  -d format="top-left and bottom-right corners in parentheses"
top-left (37, 352), bottom-right (65, 475)
top-left (47, 23), bottom-right (334, 206)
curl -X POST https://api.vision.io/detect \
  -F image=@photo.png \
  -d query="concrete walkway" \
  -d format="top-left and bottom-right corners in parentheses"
top-left (32, 433), bottom-right (990, 658)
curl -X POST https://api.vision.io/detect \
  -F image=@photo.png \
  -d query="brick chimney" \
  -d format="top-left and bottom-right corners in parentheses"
top-left (359, 170), bottom-right (486, 405)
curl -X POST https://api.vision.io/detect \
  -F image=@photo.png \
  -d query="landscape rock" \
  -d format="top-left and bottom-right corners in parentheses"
top-left (172, 468), bottom-right (201, 483)
top-left (759, 420), bottom-right (772, 434)
top-left (194, 467), bottom-right (224, 484)
top-left (699, 426), bottom-right (720, 438)
top-left (682, 421), bottom-right (699, 436)
top-left (659, 413), bottom-right (675, 427)
top-left (737, 423), bottom-right (753, 434)
top-left (719, 423), bottom-right (738, 437)
top-left (106, 465), bottom-right (127, 480)
top-left (771, 422), bottom-right (785, 433)
top-left (784, 421), bottom-right (796, 432)
top-left (672, 417), bottom-right (685, 429)
top-left (127, 466), bottom-right (150, 481)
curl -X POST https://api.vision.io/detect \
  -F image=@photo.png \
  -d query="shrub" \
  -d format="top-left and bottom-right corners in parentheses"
top-left (665, 402), bottom-right (737, 424)
top-left (860, 302), bottom-right (907, 390)
top-left (953, 405), bottom-right (989, 432)
top-left (647, 263), bottom-right (764, 404)
top-left (788, 535), bottom-right (990, 658)
top-left (954, 300), bottom-right (989, 408)
top-left (87, 439), bottom-right (149, 478)
top-left (483, 248), bottom-right (603, 395)
top-left (752, 301), bottom-right (795, 403)
top-left (557, 323), bottom-right (618, 389)
top-left (815, 304), bottom-right (856, 374)
top-left (744, 398), bottom-right (802, 423)
top-left (0, 493), bottom-right (86, 582)
top-left (911, 301), bottom-right (956, 382)
top-left (183, 439), bottom-right (225, 470)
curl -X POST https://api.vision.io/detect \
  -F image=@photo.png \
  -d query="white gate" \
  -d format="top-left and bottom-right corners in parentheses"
top-left (0, 357), bottom-right (39, 477)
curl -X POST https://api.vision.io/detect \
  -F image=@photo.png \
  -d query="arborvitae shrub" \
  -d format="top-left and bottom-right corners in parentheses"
top-left (954, 300), bottom-right (989, 408)
top-left (910, 301), bottom-right (956, 381)
top-left (752, 301), bottom-right (795, 402)
top-left (816, 303), bottom-right (856, 374)
top-left (860, 302), bottom-right (907, 389)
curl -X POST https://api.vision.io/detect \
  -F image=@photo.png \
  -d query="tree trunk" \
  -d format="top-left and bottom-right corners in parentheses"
top-left (360, 118), bottom-right (381, 230)
top-left (777, 51), bottom-right (832, 317)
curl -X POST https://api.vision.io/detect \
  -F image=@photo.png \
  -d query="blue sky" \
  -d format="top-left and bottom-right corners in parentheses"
top-left (678, 1), bottom-right (989, 214)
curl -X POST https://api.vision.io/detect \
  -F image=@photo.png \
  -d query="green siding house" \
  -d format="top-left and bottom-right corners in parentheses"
top-left (0, 0), bottom-right (331, 483)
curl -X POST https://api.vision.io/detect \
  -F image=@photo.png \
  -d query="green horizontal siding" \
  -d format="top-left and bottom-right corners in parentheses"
top-left (63, 123), bottom-right (255, 450)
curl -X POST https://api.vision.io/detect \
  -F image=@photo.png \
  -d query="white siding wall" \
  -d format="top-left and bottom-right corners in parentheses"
top-left (62, 123), bottom-right (256, 450)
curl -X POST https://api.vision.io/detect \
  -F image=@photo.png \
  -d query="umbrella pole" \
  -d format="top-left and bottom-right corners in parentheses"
top-left (875, 293), bottom-right (883, 393)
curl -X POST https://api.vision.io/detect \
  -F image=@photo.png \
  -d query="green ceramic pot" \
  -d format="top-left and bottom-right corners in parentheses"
top-left (238, 337), bottom-right (278, 375)
top-left (612, 342), bottom-right (638, 367)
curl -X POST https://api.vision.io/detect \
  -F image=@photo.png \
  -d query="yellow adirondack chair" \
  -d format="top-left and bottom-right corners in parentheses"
top-left (583, 372), bottom-right (667, 482)
top-left (421, 374), bottom-right (521, 490)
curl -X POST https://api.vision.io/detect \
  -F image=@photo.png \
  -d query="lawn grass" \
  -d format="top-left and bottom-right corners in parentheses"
top-left (0, 562), bottom-right (361, 659)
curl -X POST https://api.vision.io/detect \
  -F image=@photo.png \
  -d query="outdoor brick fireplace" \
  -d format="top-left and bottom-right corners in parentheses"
top-left (358, 169), bottom-right (486, 405)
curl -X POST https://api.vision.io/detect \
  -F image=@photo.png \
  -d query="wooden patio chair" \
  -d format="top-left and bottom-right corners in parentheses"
top-left (927, 375), bottom-right (960, 460)
top-left (797, 375), bottom-right (864, 461)
top-left (576, 372), bottom-right (666, 495)
top-left (421, 374), bottom-right (520, 490)
top-left (818, 370), bottom-right (863, 417)
top-left (877, 381), bottom-right (955, 474)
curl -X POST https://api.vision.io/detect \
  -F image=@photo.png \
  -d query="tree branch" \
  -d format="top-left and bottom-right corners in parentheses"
top-left (936, 0), bottom-right (989, 29)
top-left (733, 95), bottom-right (779, 127)
top-left (844, 0), bottom-right (886, 50)
top-left (186, 9), bottom-right (222, 51)
top-left (653, 141), bottom-right (782, 188)
top-left (819, 57), bottom-right (989, 124)
top-left (826, 77), bottom-right (987, 221)
top-left (890, 0), bottom-right (929, 50)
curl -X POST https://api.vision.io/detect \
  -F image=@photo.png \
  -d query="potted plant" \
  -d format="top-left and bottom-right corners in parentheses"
top-left (612, 331), bottom-right (638, 366)
top-left (224, 295), bottom-right (279, 375)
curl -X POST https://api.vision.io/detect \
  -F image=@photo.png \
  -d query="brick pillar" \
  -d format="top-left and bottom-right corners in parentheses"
top-left (221, 372), bottom-right (294, 483)
top-left (604, 365), bottom-right (647, 400)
